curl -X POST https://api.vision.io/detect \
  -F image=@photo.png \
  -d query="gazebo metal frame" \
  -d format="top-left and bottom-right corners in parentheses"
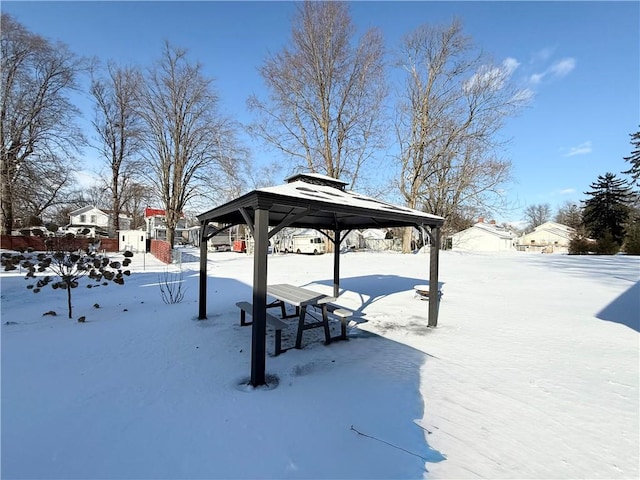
top-left (197, 174), bottom-right (445, 386)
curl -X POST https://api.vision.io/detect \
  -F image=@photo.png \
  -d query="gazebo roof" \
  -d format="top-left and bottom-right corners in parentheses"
top-left (197, 173), bottom-right (444, 230)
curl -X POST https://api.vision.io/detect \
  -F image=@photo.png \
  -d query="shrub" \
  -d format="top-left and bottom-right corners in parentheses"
top-left (593, 232), bottom-right (620, 255)
top-left (568, 236), bottom-right (593, 255)
top-left (623, 221), bottom-right (640, 255)
top-left (1, 234), bottom-right (134, 319)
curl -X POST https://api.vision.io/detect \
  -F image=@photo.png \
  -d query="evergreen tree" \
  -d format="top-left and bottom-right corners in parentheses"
top-left (622, 127), bottom-right (640, 187)
top-left (582, 172), bottom-right (632, 245)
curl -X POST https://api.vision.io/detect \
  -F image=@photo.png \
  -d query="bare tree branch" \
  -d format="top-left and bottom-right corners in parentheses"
top-left (247, 1), bottom-right (388, 188)
top-left (137, 42), bottom-right (246, 247)
top-left (90, 61), bottom-right (145, 236)
top-left (1, 13), bottom-right (86, 234)
top-left (394, 19), bottom-right (531, 250)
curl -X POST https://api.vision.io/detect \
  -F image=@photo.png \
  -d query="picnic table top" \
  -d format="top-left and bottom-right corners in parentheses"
top-left (267, 283), bottom-right (336, 307)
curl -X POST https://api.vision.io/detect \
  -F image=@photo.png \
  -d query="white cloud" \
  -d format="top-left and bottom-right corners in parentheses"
top-left (549, 58), bottom-right (576, 78)
top-left (529, 73), bottom-right (545, 84)
top-left (503, 57), bottom-right (520, 75)
top-left (559, 188), bottom-right (576, 195)
top-left (531, 47), bottom-right (555, 63)
top-left (75, 170), bottom-right (101, 188)
top-left (564, 141), bottom-right (592, 157)
top-left (464, 58), bottom-right (520, 94)
top-left (527, 55), bottom-right (576, 86)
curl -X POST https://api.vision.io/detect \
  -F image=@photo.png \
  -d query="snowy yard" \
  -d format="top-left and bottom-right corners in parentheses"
top-left (1, 248), bottom-right (638, 479)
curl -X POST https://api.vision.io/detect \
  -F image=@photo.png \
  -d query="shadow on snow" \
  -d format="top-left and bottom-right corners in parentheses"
top-left (596, 280), bottom-right (640, 332)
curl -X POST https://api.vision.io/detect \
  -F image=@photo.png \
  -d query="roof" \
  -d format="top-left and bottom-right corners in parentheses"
top-left (530, 221), bottom-right (576, 239)
top-left (70, 205), bottom-right (102, 216)
top-left (145, 207), bottom-right (166, 217)
top-left (69, 206), bottom-right (131, 219)
top-left (197, 175), bottom-right (444, 231)
top-left (145, 207), bottom-right (185, 218)
top-left (453, 222), bottom-right (514, 240)
top-left (283, 172), bottom-right (349, 189)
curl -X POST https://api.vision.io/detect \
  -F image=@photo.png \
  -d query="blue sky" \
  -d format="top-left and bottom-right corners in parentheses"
top-left (3, 1), bottom-right (639, 224)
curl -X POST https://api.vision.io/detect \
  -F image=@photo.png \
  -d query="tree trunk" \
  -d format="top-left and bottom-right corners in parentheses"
top-left (0, 157), bottom-right (14, 235)
top-left (167, 227), bottom-right (175, 249)
top-left (66, 284), bottom-right (73, 319)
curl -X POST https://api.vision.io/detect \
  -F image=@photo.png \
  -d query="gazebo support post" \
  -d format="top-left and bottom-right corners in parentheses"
top-left (250, 208), bottom-right (269, 387)
top-left (333, 228), bottom-right (341, 298)
top-left (198, 222), bottom-right (208, 320)
top-left (428, 226), bottom-right (441, 327)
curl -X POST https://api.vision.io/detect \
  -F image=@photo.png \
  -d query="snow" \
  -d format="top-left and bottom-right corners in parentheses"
top-left (259, 180), bottom-right (443, 221)
top-left (1, 248), bottom-right (638, 479)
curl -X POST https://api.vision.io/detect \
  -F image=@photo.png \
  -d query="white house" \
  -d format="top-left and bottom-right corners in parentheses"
top-left (144, 207), bottom-right (188, 242)
top-left (450, 220), bottom-right (516, 252)
top-left (66, 206), bottom-right (131, 238)
top-left (360, 228), bottom-right (395, 251)
top-left (518, 221), bottom-right (575, 253)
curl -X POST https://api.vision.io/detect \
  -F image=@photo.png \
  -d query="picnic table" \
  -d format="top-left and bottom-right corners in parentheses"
top-left (267, 284), bottom-right (351, 349)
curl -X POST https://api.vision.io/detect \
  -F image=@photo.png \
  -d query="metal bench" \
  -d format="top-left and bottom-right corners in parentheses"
top-left (321, 302), bottom-right (353, 342)
top-left (236, 301), bottom-right (288, 356)
top-left (413, 285), bottom-right (442, 301)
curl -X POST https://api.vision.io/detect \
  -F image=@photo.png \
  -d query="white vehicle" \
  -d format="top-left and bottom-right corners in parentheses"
top-left (284, 234), bottom-right (326, 255)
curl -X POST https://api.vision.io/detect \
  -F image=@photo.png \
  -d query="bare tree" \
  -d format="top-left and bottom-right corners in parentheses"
top-left (12, 156), bottom-right (76, 226)
top-left (137, 42), bottom-right (243, 247)
top-left (121, 182), bottom-right (154, 230)
top-left (247, 1), bottom-right (387, 188)
top-left (0, 13), bottom-right (85, 235)
top-left (90, 62), bottom-right (144, 237)
top-left (554, 201), bottom-right (583, 230)
top-left (523, 203), bottom-right (551, 231)
top-left (395, 20), bottom-right (531, 250)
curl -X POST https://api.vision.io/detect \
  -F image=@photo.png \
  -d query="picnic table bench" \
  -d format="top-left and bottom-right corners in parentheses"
top-left (236, 301), bottom-right (288, 356)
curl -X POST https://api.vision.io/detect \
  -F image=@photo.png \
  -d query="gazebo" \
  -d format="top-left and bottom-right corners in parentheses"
top-left (197, 173), bottom-right (445, 386)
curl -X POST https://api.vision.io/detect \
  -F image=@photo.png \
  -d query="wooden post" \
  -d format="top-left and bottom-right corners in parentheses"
top-left (250, 208), bottom-right (269, 386)
top-left (428, 226), bottom-right (440, 327)
top-left (198, 222), bottom-right (208, 320)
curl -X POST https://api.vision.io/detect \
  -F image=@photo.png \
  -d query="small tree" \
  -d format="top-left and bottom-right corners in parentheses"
top-left (568, 235), bottom-right (593, 255)
top-left (623, 208), bottom-right (640, 255)
top-left (0, 234), bottom-right (133, 319)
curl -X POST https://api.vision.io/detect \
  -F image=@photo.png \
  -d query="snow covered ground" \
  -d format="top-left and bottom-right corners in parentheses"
top-left (1, 248), bottom-right (638, 479)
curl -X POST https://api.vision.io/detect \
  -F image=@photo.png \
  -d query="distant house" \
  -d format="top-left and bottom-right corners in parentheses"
top-left (144, 207), bottom-right (188, 242)
top-left (66, 206), bottom-right (131, 238)
top-left (518, 221), bottom-right (575, 253)
top-left (449, 219), bottom-right (516, 252)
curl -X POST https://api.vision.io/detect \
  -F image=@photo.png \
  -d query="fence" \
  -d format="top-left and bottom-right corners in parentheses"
top-left (0, 235), bottom-right (118, 252)
top-left (150, 239), bottom-right (172, 264)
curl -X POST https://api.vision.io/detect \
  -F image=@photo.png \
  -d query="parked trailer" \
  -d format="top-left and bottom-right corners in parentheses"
top-left (207, 231), bottom-right (232, 252)
top-left (283, 234), bottom-right (326, 255)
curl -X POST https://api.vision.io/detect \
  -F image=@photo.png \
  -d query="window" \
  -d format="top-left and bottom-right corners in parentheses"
top-left (80, 214), bottom-right (86, 223)
top-left (122, 235), bottom-right (125, 241)
top-left (91, 215), bottom-right (97, 224)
